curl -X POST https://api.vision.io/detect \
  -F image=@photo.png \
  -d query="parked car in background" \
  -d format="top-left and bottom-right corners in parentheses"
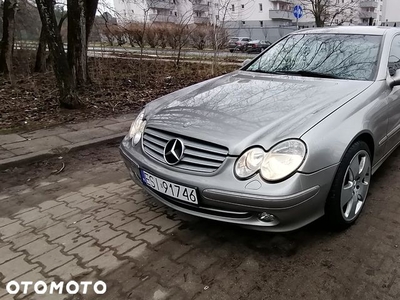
top-left (246, 40), bottom-right (272, 53)
top-left (228, 37), bottom-right (251, 52)
top-left (121, 27), bottom-right (400, 232)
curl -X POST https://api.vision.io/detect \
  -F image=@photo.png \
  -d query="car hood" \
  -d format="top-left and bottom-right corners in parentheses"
top-left (145, 71), bottom-right (372, 155)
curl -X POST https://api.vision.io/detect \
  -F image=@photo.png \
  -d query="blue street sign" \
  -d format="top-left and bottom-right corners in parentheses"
top-left (293, 5), bottom-right (303, 19)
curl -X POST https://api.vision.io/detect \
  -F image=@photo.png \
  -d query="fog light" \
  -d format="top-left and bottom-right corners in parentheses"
top-left (258, 212), bottom-right (276, 222)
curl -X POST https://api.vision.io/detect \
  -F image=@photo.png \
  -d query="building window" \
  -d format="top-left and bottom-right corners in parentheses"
top-left (231, 4), bottom-right (235, 11)
top-left (241, 4), bottom-right (244, 8)
top-left (242, 21), bottom-right (245, 25)
top-left (260, 21), bottom-right (263, 27)
top-left (259, 3), bottom-right (262, 11)
top-left (174, 11), bottom-right (177, 16)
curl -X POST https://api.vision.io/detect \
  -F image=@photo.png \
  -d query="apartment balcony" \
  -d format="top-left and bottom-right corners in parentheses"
top-left (359, 11), bottom-right (377, 19)
top-left (148, 0), bottom-right (175, 10)
top-left (269, 9), bottom-right (295, 21)
top-left (193, 16), bottom-right (209, 24)
top-left (359, 0), bottom-right (378, 8)
top-left (193, 3), bottom-right (209, 12)
top-left (149, 14), bottom-right (177, 23)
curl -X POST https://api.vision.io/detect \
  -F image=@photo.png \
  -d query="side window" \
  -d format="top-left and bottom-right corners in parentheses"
top-left (388, 35), bottom-right (400, 76)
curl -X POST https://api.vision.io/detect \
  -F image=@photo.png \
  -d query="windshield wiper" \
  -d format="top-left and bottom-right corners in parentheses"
top-left (247, 69), bottom-right (283, 75)
top-left (271, 70), bottom-right (342, 79)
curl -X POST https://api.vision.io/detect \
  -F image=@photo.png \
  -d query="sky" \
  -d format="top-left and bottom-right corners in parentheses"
top-left (99, 0), bottom-right (115, 13)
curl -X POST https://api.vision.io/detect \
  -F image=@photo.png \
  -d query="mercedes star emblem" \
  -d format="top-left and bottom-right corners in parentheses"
top-left (163, 139), bottom-right (185, 165)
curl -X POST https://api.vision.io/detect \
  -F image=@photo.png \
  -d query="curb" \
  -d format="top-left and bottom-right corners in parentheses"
top-left (0, 133), bottom-right (125, 171)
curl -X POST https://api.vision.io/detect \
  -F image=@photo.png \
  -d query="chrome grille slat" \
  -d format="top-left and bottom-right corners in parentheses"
top-left (144, 146), bottom-right (164, 161)
top-left (181, 156), bottom-right (222, 168)
top-left (143, 140), bottom-right (164, 155)
top-left (184, 148), bottom-right (226, 162)
top-left (185, 144), bottom-right (228, 156)
top-left (142, 126), bottom-right (228, 173)
top-left (143, 135), bottom-right (165, 148)
top-left (145, 128), bottom-right (170, 141)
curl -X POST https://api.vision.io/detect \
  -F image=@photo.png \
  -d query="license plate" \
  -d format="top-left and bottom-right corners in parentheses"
top-left (140, 170), bottom-right (198, 204)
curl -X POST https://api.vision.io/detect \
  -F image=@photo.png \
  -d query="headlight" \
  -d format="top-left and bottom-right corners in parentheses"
top-left (235, 147), bottom-right (264, 178)
top-left (234, 140), bottom-right (306, 182)
top-left (260, 140), bottom-right (306, 181)
top-left (127, 110), bottom-right (146, 145)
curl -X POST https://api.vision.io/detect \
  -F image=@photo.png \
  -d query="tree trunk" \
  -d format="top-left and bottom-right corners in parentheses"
top-left (34, 26), bottom-right (47, 72)
top-left (315, 15), bottom-right (324, 27)
top-left (35, 0), bottom-right (81, 108)
top-left (68, 0), bottom-right (88, 86)
top-left (85, 0), bottom-right (99, 83)
top-left (85, 0), bottom-right (99, 41)
top-left (0, 0), bottom-right (18, 76)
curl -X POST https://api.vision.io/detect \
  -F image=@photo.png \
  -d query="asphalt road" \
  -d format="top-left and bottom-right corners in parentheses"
top-left (0, 143), bottom-right (400, 300)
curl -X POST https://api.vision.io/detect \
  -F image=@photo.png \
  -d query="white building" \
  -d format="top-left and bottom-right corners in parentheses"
top-left (358, 0), bottom-right (384, 26)
top-left (113, 0), bottom-right (217, 24)
top-left (223, 0), bottom-right (313, 27)
top-left (382, 0), bottom-right (400, 26)
top-left (112, 0), bottom-right (399, 43)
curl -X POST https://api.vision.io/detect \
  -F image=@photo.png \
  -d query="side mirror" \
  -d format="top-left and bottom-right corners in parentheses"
top-left (389, 69), bottom-right (400, 88)
top-left (241, 59), bottom-right (252, 68)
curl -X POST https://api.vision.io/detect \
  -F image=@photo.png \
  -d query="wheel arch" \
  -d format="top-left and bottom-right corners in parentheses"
top-left (342, 131), bottom-right (375, 165)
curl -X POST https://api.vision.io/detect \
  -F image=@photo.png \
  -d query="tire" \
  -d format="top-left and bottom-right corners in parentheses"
top-left (325, 140), bottom-right (372, 230)
top-left (229, 49), bottom-right (233, 53)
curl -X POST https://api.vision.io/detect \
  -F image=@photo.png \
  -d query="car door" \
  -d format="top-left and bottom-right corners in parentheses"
top-left (385, 35), bottom-right (400, 152)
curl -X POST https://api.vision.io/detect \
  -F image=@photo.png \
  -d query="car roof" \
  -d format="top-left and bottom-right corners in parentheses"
top-left (293, 26), bottom-right (400, 36)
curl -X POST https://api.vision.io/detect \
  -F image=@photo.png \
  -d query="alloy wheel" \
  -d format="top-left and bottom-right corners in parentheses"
top-left (341, 150), bottom-right (371, 222)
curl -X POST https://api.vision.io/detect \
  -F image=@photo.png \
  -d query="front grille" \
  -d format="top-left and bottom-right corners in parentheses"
top-left (142, 126), bottom-right (229, 173)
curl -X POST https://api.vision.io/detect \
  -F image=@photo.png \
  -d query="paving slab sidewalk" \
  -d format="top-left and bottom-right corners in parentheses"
top-left (0, 114), bottom-right (135, 170)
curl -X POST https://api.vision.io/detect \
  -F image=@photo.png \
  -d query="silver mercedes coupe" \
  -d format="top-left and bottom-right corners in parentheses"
top-left (120, 27), bottom-right (400, 232)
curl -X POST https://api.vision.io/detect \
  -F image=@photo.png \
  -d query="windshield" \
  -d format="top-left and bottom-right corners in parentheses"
top-left (244, 34), bottom-right (382, 81)
top-left (229, 38), bottom-right (239, 42)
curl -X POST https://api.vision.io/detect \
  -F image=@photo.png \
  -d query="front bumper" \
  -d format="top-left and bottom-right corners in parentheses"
top-left (120, 139), bottom-right (338, 232)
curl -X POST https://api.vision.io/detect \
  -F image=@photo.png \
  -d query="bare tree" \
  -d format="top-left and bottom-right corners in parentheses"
top-left (190, 25), bottom-right (208, 50)
top-left (0, 0), bottom-right (18, 76)
top-left (68, 0), bottom-right (88, 85)
top-left (169, 11), bottom-right (196, 67)
top-left (299, 0), bottom-right (360, 27)
top-left (68, 0), bottom-right (99, 85)
top-left (210, 0), bottom-right (233, 75)
top-left (35, 8), bottom-right (67, 72)
top-left (34, 26), bottom-right (47, 72)
top-left (35, 0), bottom-right (80, 107)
